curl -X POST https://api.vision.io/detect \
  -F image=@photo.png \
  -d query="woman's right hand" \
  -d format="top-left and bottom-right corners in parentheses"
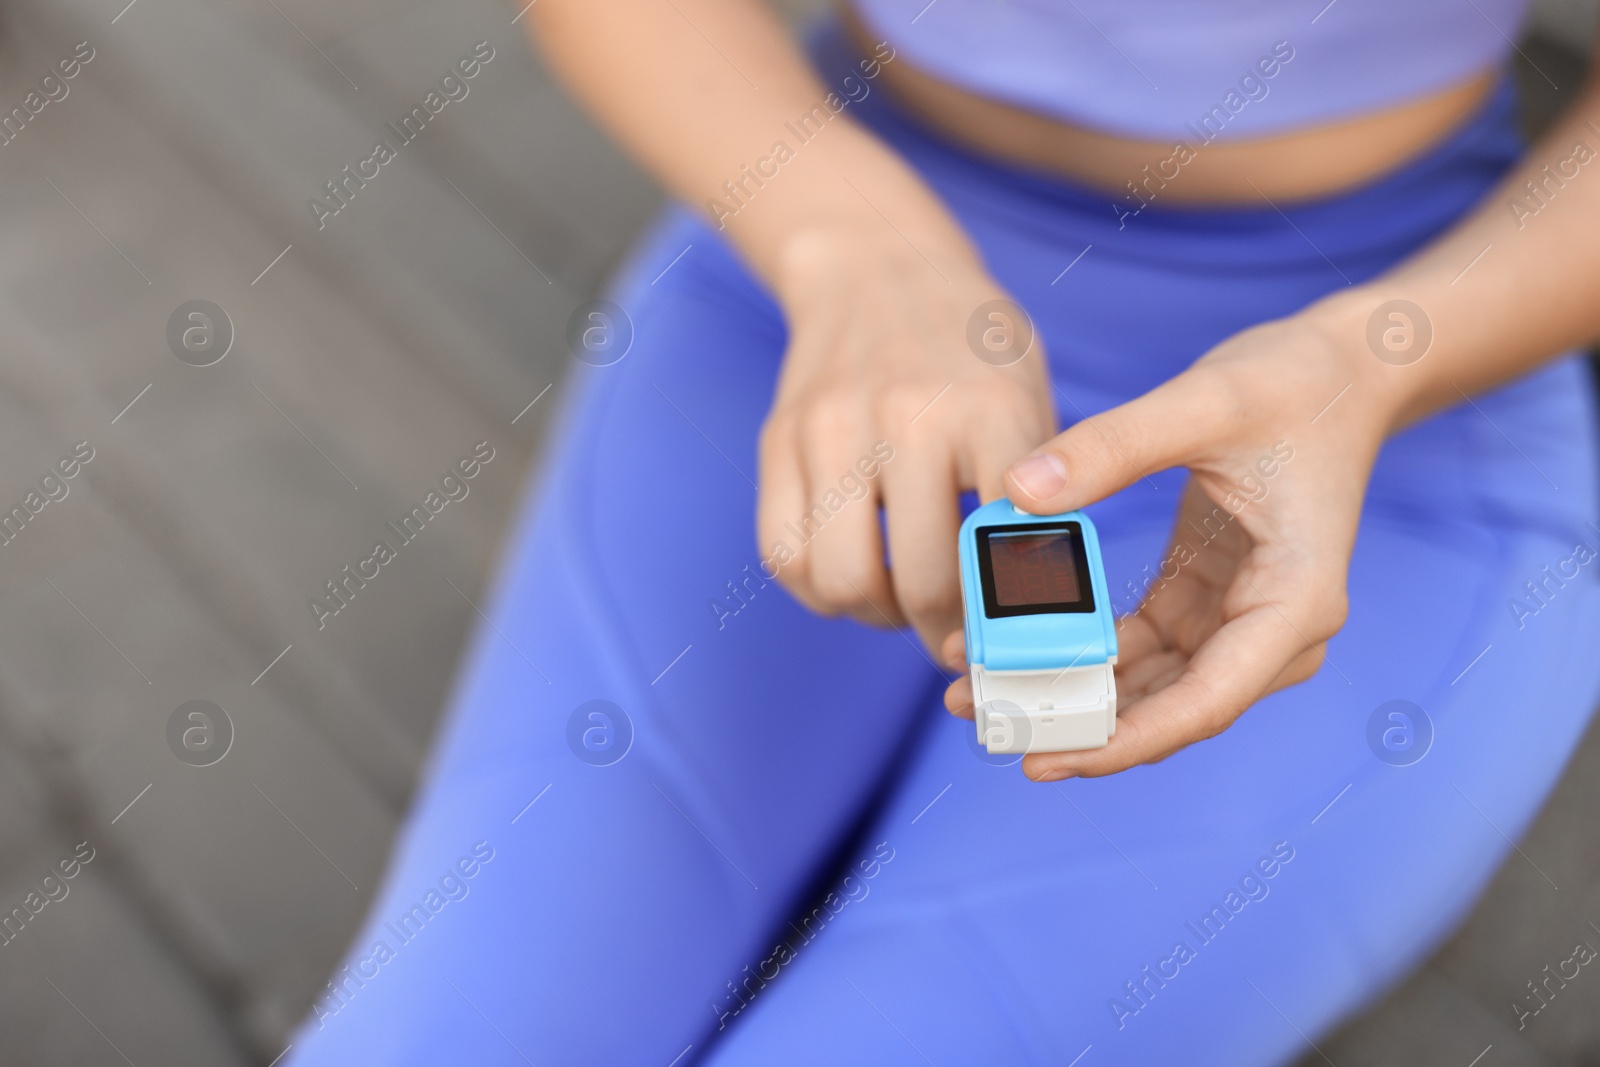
top-left (758, 229), bottom-right (1057, 655)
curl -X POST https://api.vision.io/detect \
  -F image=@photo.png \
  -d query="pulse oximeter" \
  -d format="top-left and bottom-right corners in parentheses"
top-left (958, 500), bottom-right (1118, 754)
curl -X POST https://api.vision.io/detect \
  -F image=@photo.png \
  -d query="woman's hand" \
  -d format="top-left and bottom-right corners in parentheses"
top-left (759, 230), bottom-right (1056, 654)
top-left (941, 310), bottom-right (1397, 780)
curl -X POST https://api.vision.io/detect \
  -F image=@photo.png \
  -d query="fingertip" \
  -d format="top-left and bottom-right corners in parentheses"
top-left (1023, 760), bottom-right (1076, 783)
top-left (943, 677), bottom-right (973, 718)
top-left (1006, 451), bottom-right (1067, 506)
top-left (939, 630), bottom-right (966, 671)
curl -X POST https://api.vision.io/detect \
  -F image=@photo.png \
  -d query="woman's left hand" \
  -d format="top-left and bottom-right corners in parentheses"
top-left (941, 308), bottom-right (1397, 780)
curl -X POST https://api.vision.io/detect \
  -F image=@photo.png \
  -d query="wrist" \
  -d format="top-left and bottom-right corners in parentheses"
top-left (704, 116), bottom-right (983, 310)
top-left (768, 218), bottom-right (981, 312)
top-left (1299, 285), bottom-right (1438, 435)
top-left (757, 131), bottom-right (982, 311)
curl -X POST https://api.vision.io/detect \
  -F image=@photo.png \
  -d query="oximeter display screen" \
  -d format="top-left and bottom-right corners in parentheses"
top-left (989, 532), bottom-right (1081, 606)
top-left (976, 522), bottom-right (1095, 617)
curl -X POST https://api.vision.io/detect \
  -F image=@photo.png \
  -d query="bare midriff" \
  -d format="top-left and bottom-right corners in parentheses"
top-left (842, 7), bottom-right (1500, 204)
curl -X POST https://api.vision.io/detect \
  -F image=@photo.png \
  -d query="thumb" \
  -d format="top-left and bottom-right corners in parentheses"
top-left (1003, 381), bottom-right (1222, 513)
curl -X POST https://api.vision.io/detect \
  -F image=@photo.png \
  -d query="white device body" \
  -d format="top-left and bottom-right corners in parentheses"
top-left (973, 659), bottom-right (1118, 754)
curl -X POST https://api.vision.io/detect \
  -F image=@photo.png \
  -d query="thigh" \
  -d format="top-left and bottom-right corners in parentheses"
top-left (698, 482), bottom-right (1600, 1066)
top-left (283, 210), bottom-right (943, 1067)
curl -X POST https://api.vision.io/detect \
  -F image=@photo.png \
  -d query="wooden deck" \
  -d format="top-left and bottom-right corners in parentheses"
top-left (0, 0), bottom-right (1591, 1063)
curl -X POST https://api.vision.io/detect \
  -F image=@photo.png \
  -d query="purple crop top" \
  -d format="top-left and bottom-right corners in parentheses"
top-left (850, 0), bottom-right (1532, 140)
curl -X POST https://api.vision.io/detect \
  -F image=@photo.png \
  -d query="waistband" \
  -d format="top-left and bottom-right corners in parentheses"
top-left (805, 18), bottom-right (1524, 280)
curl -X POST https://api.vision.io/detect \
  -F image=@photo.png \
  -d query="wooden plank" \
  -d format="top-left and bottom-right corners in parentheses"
top-left (11, 0), bottom-right (645, 421)
top-left (0, 13), bottom-right (553, 1055)
top-left (1292, 966), bottom-right (1560, 1067)
top-left (0, 836), bottom-right (254, 1067)
top-left (0, 432), bottom-right (399, 1050)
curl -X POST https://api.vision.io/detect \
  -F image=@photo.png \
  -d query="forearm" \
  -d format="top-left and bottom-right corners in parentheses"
top-left (1308, 70), bottom-right (1600, 430)
top-left (525, 0), bottom-right (975, 303)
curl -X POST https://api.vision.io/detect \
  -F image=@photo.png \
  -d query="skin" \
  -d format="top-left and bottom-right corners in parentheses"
top-left (528, 0), bottom-right (1600, 781)
top-left (837, 5), bottom-right (1502, 204)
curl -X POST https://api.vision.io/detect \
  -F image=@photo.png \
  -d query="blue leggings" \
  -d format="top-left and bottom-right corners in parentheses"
top-left (287, 26), bottom-right (1600, 1067)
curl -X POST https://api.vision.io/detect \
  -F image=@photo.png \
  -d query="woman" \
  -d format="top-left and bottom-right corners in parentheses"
top-left (288, 1), bottom-right (1600, 1063)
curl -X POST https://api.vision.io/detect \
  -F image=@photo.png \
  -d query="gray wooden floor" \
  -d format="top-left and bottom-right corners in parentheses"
top-left (0, 1), bottom-right (1594, 1064)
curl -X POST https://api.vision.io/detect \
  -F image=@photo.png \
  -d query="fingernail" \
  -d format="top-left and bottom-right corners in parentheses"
top-left (1009, 453), bottom-right (1066, 500)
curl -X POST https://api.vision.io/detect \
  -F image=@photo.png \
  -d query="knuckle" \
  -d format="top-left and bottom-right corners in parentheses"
top-left (1292, 574), bottom-right (1349, 639)
top-left (800, 391), bottom-right (864, 443)
top-left (895, 580), bottom-right (957, 622)
top-left (787, 584), bottom-right (842, 620)
top-left (1287, 646), bottom-right (1327, 686)
top-left (757, 413), bottom-right (795, 463)
top-left (1156, 675), bottom-right (1246, 750)
top-left (876, 382), bottom-right (937, 427)
top-left (1045, 418), bottom-right (1129, 490)
top-left (981, 373), bottom-right (1038, 410)
top-left (809, 567), bottom-right (874, 613)
top-left (962, 377), bottom-right (1041, 429)
top-left (1183, 360), bottom-right (1253, 421)
top-left (770, 566), bottom-right (801, 596)
top-left (1178, 675), bottom-right (1232, 734)
top-left (1079, 411), bottom-right (1143, 466)
top-left (769, 558), bottom-right (810, 598)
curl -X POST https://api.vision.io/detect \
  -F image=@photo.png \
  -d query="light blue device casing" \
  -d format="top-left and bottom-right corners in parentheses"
top-left (958, 500), bottom-right (1117, 672)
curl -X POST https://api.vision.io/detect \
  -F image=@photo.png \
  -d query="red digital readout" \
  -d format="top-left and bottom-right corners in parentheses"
top-left (988, 532), bottom-right (1081, 607)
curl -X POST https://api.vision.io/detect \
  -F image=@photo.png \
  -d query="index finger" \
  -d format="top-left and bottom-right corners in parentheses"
top-left (1022, 591), bottom-right (1323, 780)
